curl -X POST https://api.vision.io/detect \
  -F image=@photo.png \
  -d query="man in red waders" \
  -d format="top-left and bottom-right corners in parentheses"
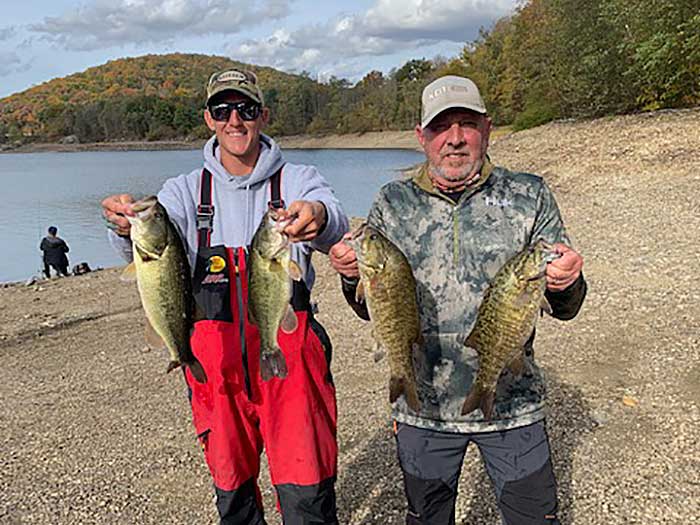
top-left (102, 68), bottom-right (349, 524)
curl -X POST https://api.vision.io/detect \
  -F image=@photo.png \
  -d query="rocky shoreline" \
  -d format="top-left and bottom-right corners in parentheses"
top-left (0, 130), bottom-right (422, 155)
top-left (1, 108), bottom-right (698, 524)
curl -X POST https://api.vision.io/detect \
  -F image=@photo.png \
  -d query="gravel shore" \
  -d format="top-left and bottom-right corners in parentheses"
top-left (1, 108), bottom-right (698, 524)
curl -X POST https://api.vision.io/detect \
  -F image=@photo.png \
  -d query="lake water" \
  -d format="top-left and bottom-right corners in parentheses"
top-left (0, 148), bottom-right (424, 282)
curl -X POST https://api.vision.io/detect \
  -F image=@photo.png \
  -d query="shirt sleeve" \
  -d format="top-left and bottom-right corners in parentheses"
top-left (107, 230), bottom-right (133, 263)
top-left (158, 177), bottom-right (190, 243)
top-left (532, 179), bottom-right (587, 319)
top-left (530, 179), bottom-right (570, 246)
top-left (293, 166), bottom-right (349, 253)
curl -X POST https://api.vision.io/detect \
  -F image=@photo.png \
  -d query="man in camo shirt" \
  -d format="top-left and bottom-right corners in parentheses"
top-left (329, 76), bottom-right (586, 525)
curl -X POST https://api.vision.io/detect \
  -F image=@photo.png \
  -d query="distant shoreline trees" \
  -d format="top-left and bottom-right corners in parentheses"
top-left (1, 0), bottom-right (697, 144)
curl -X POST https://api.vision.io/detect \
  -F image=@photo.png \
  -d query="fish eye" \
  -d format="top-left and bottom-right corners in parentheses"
top-left (154, 212), bottom-right (163, 219)
top-left (369, 233), bottom-right (377, 240)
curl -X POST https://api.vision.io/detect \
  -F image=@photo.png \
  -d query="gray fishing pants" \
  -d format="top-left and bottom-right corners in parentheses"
top-left (395, 420), bottom-right (560, 525)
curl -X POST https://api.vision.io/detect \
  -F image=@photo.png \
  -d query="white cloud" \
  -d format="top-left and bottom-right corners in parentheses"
top-left (0, 51), bottom-right (23, 77)
top-left (363, 0), bottom-right (517, 41)
top-left (232, 16), bottom-right (428, 75)
top-left (0, 27), bottom-right (16, 41)
top-left (30, 0), bottom-right (292, 50)
top-left (230, 0), bottom-right (517, 79)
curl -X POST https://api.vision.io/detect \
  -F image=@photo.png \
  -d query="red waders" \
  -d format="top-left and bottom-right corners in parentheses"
top-left (184, 168), bottom-right (338, 524)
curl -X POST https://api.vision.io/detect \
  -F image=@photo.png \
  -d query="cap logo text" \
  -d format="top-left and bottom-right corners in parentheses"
top-left (217, 71), bottom-right (247, 83)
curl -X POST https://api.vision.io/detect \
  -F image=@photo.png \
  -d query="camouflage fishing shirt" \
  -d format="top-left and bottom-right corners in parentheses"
top-left (359, 160), bottom-right (586, 433)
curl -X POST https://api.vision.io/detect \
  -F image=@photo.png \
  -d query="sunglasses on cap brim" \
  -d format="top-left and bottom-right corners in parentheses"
top-left (208, 100), bottom-right (262, 122)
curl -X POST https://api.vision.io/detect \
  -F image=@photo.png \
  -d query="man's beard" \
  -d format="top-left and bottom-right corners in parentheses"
top-left (429, 156), bottom-right (484, 190)
top-left (432, 162), bottom-right (474, 181)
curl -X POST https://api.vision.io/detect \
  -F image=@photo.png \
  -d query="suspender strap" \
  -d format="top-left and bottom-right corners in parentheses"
top-left (268, 165), bottom-right (285, 210)
top-left (197, 168), bottom-right (214, 248)
top-left (199, 164), bottom-right (283, 248)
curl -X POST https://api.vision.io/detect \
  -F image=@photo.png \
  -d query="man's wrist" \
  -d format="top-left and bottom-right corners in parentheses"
top-left (340, 274), bottom-right (360, 286)
top-left (316, 201), bottom-right (328, 235)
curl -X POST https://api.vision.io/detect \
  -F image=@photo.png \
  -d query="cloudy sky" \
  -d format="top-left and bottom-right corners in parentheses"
top-left (0, 0), bottom-right (518, 98)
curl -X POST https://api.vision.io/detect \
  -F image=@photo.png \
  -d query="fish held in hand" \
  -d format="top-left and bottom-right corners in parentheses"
top-left (351, 224), bottom-right (421, 412)
top-left (122, 196), bottom-right (207, 383)
top-left (248, 209), bottom-right (302, 381)
top-left (461, 239), bottom-right (560, 420)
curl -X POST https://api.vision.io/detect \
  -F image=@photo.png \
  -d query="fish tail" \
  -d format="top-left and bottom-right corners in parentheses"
top-left (260, 349), bottom-right (288, 381)
top-left (389, 375), bottom-right (421, 412)
top-left (166, 360), bottom-right (181, 375)
top-left (187, 358), bottom-right (208, 384)
top-left (166, 358), bottom-right (208, 384)
top-left (461, 384), bottom-right (496, 420)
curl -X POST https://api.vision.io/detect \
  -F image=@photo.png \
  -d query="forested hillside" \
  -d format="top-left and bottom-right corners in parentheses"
top-left (1, 0), bottom-right (697, 144)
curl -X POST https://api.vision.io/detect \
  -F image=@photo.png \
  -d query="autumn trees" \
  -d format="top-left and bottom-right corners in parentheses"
top-left (1, 0), bottom-right (697, 145)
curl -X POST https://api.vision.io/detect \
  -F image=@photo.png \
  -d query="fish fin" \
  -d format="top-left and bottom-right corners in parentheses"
top-left (514, 289), bottom-right (535, 308)
top-left (541, 296), bottom-right (553, 315)
top-left (355, 280), bottom-right (365, 303)
top-left (461, 384), bottom-right (495, 420)
top-left (247, 305), bottom-right (257, 326)
top-left (166, 360), bottom-right (181, 374)
top-left (372, 341), bottom-right (385, 362)
top-left (120, 262), bottom-right (138, 282)
top-left (389, 376), bottom-right (404, 403)
top-left (461, 385), bottom-right (482, 416)
top-left (406, 387), bottom-right (421, 413)
top-left (260, 350), bottom-right (288, 381)
top-left (280, 305), bottom-right (299, 334)
top-left (287, 260), bottom-right (303, 281)
top-left (480, 392), bottom-right (496, 420)
top-left (187, 359), bottom-right (208, 384)
top-left (144, 319), bottom-right (165, 350)
top-left (508, 353), bottom-right (526, 377)
top-left (464, 328), bottom-right (478, 350)
top-left (389, 376), bottom-right (422, 412)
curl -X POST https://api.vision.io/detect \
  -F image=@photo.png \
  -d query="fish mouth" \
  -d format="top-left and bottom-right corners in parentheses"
top-left (347, 222), bottom-right (367, 241)
top-left (346, 222), bottom-right (367, 257)
top-left (127, 196), bottom-right (158, 222)
top-left (531, 239), bottom-right (561, 263)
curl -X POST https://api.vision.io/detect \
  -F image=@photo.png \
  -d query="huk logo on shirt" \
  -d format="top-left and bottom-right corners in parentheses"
top-left (484, 196), bottom-right (513, 208)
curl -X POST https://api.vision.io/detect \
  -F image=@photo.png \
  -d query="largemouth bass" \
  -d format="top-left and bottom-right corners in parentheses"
top-left (461, 239), bottom-right (559, 420)
top-left (123, 196), bottom-right (206, 383)
top-left (248, 209), bottom-right (302, 381)
top-left (351, 224), bottom-right (421, 412)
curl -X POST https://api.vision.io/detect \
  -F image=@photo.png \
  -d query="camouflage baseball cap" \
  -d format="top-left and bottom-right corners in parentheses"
top-left (206, 68), bottom-right (264, 106)
top-left (421, 75), bottom-right (487, 128)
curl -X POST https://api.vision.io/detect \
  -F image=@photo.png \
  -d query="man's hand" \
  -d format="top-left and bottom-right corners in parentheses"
top-left (329, 234), bottom-right (360, 278)
top-left (277, 200), bottom-right (327, 243)
top-left (101, 194), bottom-right (135, 237)
top-left (546, 243), bottom-right (583, 292)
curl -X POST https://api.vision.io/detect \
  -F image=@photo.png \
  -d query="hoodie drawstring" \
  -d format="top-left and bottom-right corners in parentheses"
top-left (245, 184), bottom-right (251, 247)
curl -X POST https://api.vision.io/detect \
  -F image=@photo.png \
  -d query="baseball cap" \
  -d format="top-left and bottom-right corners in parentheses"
top-left (206, 68), bottom-right (264, 106)
top-left (420, 76), bottom-right (487, 128)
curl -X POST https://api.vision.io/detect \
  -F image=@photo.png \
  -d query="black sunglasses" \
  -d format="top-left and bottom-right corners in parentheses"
top-left (208, 100), bottom-right (262, 122)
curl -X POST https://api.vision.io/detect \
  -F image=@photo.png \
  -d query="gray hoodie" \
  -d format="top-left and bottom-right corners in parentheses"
top-left (110, 134), bottom-right (348, 290)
